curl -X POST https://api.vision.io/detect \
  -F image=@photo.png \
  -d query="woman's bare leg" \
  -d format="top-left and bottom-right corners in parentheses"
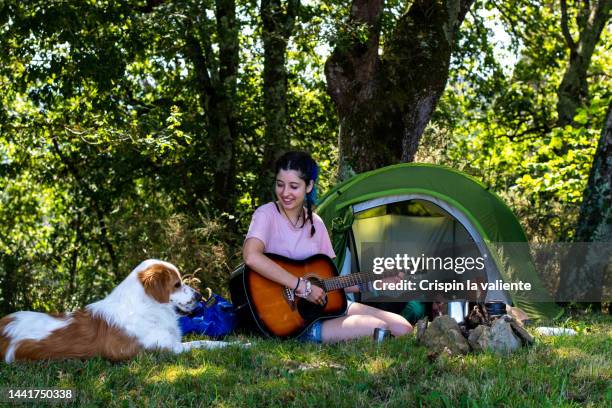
top-left (320, 303), bottom-right (412, 343)
top-left (347, 302), bottom-right (413, 336)
top-left (320, 314), bottom-right (388, 343)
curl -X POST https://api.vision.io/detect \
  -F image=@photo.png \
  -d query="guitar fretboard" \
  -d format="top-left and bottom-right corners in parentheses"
top-left (321, 271), bottom-right (396, 292)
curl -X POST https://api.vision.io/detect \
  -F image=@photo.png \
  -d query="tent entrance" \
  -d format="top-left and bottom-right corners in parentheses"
top-left (349, 195), bottom-right (510, 303)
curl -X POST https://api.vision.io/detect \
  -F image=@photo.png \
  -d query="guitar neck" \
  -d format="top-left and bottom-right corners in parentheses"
top-left (321, 271), bottom-right (394, 292)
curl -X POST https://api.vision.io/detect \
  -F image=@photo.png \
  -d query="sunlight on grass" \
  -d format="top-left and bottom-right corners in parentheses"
top-left (435, 374), bottom-right (480, 398)
top-left (362, 356), bottom-right (393, 375)
top-left (552, 346), bottom-right (589, 360)
top-left (574, 354), bottom-right (612, 379)
top-left (147, 364), bottom-right (227, 384)
top-left (460, 350), bottom-right (501, 371)
top-left (0, 316), bottom-right (609, 406)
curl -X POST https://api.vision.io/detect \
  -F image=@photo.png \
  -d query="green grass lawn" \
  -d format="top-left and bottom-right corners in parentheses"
top-left (0, 314), bottom-right (610, 407)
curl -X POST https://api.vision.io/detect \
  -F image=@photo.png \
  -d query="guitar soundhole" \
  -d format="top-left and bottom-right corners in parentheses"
top-left (297, 299), bottom-right (326, 321)
top-left (296, 278), bottom-right (326, 321)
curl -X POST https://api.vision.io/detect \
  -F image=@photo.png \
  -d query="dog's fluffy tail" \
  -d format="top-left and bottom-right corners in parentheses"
top-left (179, 340), bottom-right (250, 352)
top-left (0, 315), bottom-right (14, 362)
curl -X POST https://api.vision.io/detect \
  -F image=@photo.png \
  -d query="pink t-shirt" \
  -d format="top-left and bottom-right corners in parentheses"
top-left (245, 202), bottom-right (336, 260)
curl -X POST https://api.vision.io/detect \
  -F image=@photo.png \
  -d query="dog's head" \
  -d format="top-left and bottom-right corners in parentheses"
top-left (136, 260), bottom-right (202, 314)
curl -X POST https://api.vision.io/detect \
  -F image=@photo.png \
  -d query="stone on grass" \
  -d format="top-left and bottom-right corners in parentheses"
top-left (415, 318), bottom-right (428, 343)
top-left (418, 315), bottom-right (470, 355)
top-left (506, 305), bottom-right (531, 324)
top-left (469, 318), bottom-right (522, 354)
top-left (467, 324), bottom-right (491, 352)
top-left (504, 315), bottom-right (534, 345)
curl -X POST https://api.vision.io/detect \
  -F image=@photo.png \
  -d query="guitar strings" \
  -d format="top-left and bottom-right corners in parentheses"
top-left (324, 272), bottom-right (380, 291)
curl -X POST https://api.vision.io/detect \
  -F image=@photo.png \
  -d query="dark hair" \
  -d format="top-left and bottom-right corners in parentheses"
top-left (274, 151), bottom-right (318, 236)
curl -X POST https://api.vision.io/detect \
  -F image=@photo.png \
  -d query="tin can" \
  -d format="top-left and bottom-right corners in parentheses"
top-left (373, 327), bottom-right (390, 343)
top-left (485, 301), bottom-right (506, 317)
top-left (448, 301), bottom-right (467, 323)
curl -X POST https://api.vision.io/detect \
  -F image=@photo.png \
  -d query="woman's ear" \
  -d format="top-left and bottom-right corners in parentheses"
top-left (306, 180), bottom-right (314, 194)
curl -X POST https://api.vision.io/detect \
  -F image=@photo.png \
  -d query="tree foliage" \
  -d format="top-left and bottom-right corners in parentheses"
top-left (422, 0), bottom-right (610, 242)
top-left (0, 0), bottom-right (337, 312)
top-left (0, 0), bottom-right (609, 312)
top-left (325, 0), bottom-right (475, 177)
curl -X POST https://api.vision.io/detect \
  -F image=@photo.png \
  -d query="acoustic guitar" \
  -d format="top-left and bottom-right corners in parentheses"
top-left (229, 253), bottom-right (396, 339)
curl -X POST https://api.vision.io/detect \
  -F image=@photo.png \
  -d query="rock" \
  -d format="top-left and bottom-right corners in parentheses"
top-left (506, 305), bottom-right (531, 325)
top-left (504, 315), bottom-right (534, 345)
top-left (488, 318), bottom-right (522, 353)
top-left (468, 319), bottom-right (522, 353)
top-left (468, 324), bottom-right (491, 352)
top-left (419, 315), bottom-right (470, 355)
top-left (416, 318), bottom-right (428, 343)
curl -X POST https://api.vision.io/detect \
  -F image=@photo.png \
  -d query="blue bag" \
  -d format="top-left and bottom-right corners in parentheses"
top-left (178, 293), bottom-right (237, 338)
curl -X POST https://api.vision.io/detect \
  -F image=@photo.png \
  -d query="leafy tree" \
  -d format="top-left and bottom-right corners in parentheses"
top-left (0, 0), bottom-right (248, 310)
top-left (557, 103), bottom-right (611, 306)
top-left (258, 0), bottom-right (300, 203)
top-left (557, 0), bottom-right (611, 126)
top-left (423, 0), bottom-right (610, 243)
top-left (0, 0), bottom-right (607, 314)
top-left (0, 0), bottom-right (338, 312)
top-left (325, 0), bottom-right (475, 178)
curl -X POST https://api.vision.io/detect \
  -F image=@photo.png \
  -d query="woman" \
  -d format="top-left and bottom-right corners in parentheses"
top-left (243, 151), bottom-right (412, 343)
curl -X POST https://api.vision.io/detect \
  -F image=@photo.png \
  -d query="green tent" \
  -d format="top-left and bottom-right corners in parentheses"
top-left (316, 163), bottom-right (562, 320)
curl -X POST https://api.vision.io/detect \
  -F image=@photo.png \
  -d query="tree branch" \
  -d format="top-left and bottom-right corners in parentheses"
top-left (285, 0), bottom-right (301, 37)
top-left (215, 0), bottom-right (239, 87)
top-left (577, 0), bottom-right (592, 29)
top-left (184, 32), bottom-right (216, 102)
top-left (138, 0), bottom-right (167, 13)
top-left (50, 138), bottom-right (119, 280)
top-left (507, 123), bottom-right (553, 141)
top-left (459, 0), bottom-right (476, 26)
top-left (560, 0), bottom-right (577, 51)
top-left (493, 2), bottom-right (524, 47)
top-left (325, 0), bottom-right (384, 112)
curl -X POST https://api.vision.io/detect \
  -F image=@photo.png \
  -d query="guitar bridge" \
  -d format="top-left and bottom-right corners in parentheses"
top-left (283, 286), bottom-right (297, 310)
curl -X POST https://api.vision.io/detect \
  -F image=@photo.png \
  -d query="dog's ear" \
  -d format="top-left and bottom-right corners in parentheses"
top-left (138, 264), bottom-right (175, 303)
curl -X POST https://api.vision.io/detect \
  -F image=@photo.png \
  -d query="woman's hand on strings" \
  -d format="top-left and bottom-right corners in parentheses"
top-left (295, 278), bottom-right (326, 305)
top-left (306, 284), bottom-right (326, 305)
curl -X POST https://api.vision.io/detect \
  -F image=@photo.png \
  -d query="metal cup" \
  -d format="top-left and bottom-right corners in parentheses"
top-left (373, 327), bottom-right (390, 343)
top-left (448, 301), bottom-right (467, 323)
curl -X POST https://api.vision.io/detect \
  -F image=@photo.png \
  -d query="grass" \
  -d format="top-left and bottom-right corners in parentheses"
top-left (0, 314), bottom-right (610, 407)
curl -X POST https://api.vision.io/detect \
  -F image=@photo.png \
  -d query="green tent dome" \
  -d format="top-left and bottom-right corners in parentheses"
top-left (316, 163), bottom-right (561, 320)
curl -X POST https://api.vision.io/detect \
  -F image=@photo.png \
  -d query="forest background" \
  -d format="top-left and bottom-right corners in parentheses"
top-left (0, 0), bottom-right (609, 315)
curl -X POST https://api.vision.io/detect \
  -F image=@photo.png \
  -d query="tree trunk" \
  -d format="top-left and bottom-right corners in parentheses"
top-left (51, 139), bottom-right (119, 280)
top-left (575, 102), bottom-right (612, 243)
top-left (0, 252), bottom-right (18, 315)
top-left (184, 0), bottom-right (240, 213)
top-left (258, 0), bottom-right (300, 204)
top-left (325, 0), bottom-right (474, 179)
top-left (556, 0), bottom-right (611, 126)
top-left (212, 0), bottom-right (240, 212)
top-left (557, 102), bottom-right (612, 305)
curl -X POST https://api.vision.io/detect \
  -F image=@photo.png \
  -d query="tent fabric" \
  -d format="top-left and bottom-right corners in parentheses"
top-left (352, 195), bottom-right (510, 303)
top-left (316, 163), bottom-right (562, 320)
top-left (352, 215), bottom-right (455, 262)
top-left (351, 213), bottom-right (514, 303)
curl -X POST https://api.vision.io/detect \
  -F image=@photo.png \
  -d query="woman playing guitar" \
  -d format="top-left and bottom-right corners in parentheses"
top-left (242, 151), bottom-right (412, 343)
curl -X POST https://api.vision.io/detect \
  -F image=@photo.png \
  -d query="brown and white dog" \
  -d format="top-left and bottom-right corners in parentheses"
top-left (0, 259), bottom-right (235, 363)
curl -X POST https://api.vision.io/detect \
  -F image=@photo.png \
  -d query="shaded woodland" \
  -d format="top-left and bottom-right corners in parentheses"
top-left (0, 0), bottom-right (609, 313)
